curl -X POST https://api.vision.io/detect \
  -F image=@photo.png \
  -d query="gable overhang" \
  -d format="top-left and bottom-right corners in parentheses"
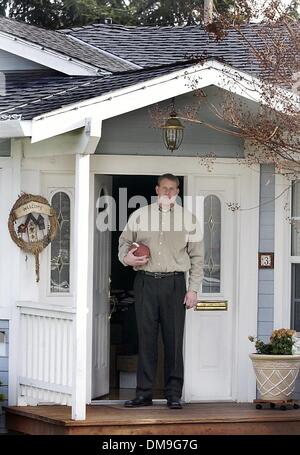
top-left (30, 60), bottom-right (300, 143)
top-left (0, 31), bottom-right (106, 76)
top-left (1, 59), bottom-right (299, 142)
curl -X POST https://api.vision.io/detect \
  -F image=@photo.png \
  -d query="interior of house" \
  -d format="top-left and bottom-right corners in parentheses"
top-left (97, 174), bottom-right (184, 400)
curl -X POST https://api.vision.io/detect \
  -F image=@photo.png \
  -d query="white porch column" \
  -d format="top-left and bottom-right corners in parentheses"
top-left (8, 140), bottom-right (22, 405)
top-left (72, 152), bottom-right (90, 420)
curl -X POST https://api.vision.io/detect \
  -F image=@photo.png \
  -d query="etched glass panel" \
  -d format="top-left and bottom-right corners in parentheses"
top-left (202, 195), bottom-right (221, 293)
top-left (292, 264), bottom-right (300, 332)
top-left (0, 331), bottom-right (7, 356)
top-left (292, 182), bottom-right (300, 331)
top-left (50, 192), bottom-right (70, 293)
top-left (292, 181), bottom-right (300, 256)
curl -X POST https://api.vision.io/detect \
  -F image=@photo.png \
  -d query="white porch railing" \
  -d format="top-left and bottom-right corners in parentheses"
top-left (17, 302), bottom-right (75, 406)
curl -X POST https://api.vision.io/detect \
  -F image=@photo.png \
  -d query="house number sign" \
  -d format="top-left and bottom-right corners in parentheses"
top-left (258, 252), bottom-right (274, 269)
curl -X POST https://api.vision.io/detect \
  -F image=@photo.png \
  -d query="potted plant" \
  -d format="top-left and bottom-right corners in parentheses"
top-left (249, 329), bottom-right (300, 401)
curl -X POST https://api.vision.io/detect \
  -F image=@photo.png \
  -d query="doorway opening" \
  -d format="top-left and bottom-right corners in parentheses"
top-left (93, 174), bottom-right (184, 401)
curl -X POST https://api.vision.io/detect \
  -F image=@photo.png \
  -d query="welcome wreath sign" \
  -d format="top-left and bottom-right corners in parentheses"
top-left (8, 193), bottom-right (58, 282)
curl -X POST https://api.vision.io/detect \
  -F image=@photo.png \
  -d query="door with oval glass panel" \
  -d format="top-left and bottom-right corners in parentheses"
top-left (92, 175), bottom-right (112, 398)
top-left (184, 176), bottom-right (237, 401)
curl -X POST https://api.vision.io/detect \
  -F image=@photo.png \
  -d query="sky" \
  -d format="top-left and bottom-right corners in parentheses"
top-left (254, 0), bottom-right (295, 11)
top-left (248, 0), bottom-right (298, 21)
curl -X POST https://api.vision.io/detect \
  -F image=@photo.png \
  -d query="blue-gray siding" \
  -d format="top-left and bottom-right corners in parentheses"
top-left (257, 164), bottom-right (275, 345)
top-left (257, 165), bottom-right (275, 398)
top-left (257, 165), bottom-right (300, 396)
top-left (98, 88), bottom-right (245, 158)
top-left (0, 320), bottom-right (8, 434)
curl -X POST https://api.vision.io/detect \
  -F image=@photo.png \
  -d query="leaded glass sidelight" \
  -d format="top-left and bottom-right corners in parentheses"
top-left (50, 192), bottom-right (70, 293)
top-left (291, 181), bottom-right (300, 331)
top-left (203, 194), bottom-right (221, 293)
top-left (291, 180), bottom-right (300, 256)
top-left (291, 264), bottom-right (300, 332)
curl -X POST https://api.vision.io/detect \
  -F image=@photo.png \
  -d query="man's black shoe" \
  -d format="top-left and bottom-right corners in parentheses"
top-left (167, 398), bottom-right (182, 409)
top-left (124, 396), bottom-right (153, 407)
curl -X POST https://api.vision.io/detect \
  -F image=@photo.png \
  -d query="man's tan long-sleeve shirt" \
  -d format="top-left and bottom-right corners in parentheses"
top-left (118, 202), bottom-right (204, 293)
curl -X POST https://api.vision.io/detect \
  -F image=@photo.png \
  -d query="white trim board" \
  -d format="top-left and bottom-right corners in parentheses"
top-left (0, 31), bottom-right (103, 76)
top-left (72, 154), bottom-right (90, 420)
top-left (90, 154), bottom-right (259, 175)
top-left (0, 156), bottom-right (12, 167)
top-left (85, 156), bottom-right (260, 403)
top-left (31, 59), bottom-right (300, 143)
top-left (4, 145), bottom-right (22, 406)
top-left (274, 173), bottom-right (292, 328)
top-left (0, 121), bottom-right (31, 139)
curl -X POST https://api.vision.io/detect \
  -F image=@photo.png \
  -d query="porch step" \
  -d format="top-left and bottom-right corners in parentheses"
top-left (5, 402), bottom-right (300, 435)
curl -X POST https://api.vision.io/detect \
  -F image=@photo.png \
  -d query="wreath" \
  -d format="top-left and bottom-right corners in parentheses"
top-left (8, 193), bottom-right (58, 282)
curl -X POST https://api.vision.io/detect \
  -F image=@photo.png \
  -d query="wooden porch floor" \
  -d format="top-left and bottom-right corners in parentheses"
top-left (5, 402), bottom-right (300, 435)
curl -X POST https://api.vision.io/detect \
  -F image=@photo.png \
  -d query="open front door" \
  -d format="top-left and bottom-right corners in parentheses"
top-left (92, 175), bottom-right (112, 398)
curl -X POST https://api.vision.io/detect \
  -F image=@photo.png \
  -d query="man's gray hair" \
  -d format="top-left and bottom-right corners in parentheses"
top-left (157, 173), bottom-right (179, 188)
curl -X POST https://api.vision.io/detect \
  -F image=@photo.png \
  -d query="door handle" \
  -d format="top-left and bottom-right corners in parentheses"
top-left (195, 300), bottom-right (228, 311)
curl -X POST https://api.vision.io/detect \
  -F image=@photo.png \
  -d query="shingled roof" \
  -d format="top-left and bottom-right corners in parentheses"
top-left (0, 62), bottom-right (194, 120)
top-left (0, 20), bottom-right (287, 124)
top-left (0, 16), bottom-right (137, 73)
top-left (61, 23), bottom-right (264, 74)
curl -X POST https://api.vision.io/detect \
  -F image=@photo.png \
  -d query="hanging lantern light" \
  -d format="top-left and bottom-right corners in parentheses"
top-left (162, 99), bottom-right (184, 152)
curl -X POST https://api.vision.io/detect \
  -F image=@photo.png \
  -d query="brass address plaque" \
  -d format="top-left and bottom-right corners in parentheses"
top-left (195, 300), bottom-right (228, 311)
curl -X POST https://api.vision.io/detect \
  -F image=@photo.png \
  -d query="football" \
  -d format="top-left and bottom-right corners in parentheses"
top-left (129, 242), bottom-right (150, 258)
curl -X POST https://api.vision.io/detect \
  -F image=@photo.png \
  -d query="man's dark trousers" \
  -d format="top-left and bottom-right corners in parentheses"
top-left (134, 272), bottom-right (186, 400)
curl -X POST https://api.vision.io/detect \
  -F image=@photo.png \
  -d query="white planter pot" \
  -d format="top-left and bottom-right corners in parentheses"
top-left (249, 354), bottom-right (300, 401)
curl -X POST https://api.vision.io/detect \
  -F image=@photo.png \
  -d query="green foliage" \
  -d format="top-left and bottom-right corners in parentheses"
top-left (1, 0), bottom-right (63, 29)
top-left (288, 0), bottom-right (300, 19)
top-left (60, 0), bottom-right (100, 28)
top-left (0, 1), bottom-right (7, 15)
top-left (1, 0), bottom-right (234, 29)
top-left (129, 0), bottom-right (235, 26)
top-left (60, 0), bottom-right (135, 28)
top-left (249, 329), bottom-right (297, 355)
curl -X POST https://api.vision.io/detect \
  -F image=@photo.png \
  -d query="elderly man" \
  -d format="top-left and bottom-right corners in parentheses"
top-left (118, 173), bottom-right (204, 409)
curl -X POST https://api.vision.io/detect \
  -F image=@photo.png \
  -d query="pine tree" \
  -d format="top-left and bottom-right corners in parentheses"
top-left (1, 0), bottom-right (234, 29)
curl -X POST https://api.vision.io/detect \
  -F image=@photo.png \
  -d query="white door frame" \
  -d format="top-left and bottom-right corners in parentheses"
top-left (274, 173), bottom-right (292, 329)
top-left (92, 174), bottom-right (112, 399)
top-left (0, 149), bottom-right (22, 406)
top-left (86, 155), bottom-right (260, 403)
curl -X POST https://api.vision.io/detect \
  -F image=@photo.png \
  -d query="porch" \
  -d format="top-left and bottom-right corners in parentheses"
top-left (5, 402), bottom-right (300, 435)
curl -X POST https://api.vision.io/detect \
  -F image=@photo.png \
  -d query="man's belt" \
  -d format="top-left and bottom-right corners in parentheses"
top-left (139, 271), bottom-right (184, 279)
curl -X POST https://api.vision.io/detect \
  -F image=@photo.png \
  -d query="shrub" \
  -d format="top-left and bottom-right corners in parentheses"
top-left (248, 328), bottom-right (297, 355)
